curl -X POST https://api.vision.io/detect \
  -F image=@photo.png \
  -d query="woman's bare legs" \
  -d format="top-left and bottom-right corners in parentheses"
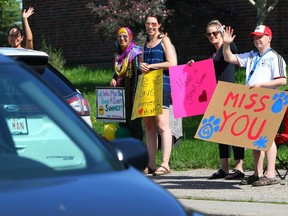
top-left (143, 108), bottom-right (172, 171)
top-left (156, 108), bottom-right (172, 170)
top-left (143, 116), bottom-right (158, 170)
top-left (220, 158), bottom-right (229, 174)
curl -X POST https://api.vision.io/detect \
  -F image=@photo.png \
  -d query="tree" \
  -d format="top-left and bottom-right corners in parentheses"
top-left (0, 0), bottom-right (19, 6)
top-left (86, 0), bottom-right (173, 43)
top-left (248, 0), bottom-right (280, 25)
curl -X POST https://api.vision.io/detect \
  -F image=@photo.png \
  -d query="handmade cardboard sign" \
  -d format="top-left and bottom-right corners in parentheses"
top-left (96, 87), bottom-right (126, 122)
top-left (169, 59), bottom-right (216, 118)
top-left (131, 69), bottom-right (163, 120)
top-left (195, 81), bottom-right (288, 151)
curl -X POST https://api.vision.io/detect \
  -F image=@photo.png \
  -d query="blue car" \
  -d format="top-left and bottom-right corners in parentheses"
top-left (0, 54), bottom-right (205, 216)
top-left (0, 47), bottom-right (92, 127)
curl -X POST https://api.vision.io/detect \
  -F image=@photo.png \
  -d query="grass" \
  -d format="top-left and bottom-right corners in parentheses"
top-left (62, 66), bottom-right (287, 171)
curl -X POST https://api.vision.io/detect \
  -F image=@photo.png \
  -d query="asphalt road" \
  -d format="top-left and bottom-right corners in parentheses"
top-left (149, 169), bottom-right (288, 216)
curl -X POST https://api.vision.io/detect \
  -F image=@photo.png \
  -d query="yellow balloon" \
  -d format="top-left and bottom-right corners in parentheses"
top-left (103, 124), bottom-right (117, 141)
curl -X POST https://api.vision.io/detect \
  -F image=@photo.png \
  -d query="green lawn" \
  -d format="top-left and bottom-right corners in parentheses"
top-left (62, 66), bottom-right (287, 171)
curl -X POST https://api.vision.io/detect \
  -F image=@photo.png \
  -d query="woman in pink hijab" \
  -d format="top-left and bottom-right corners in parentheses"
top-left (110, 27), bottom-right (143, 141)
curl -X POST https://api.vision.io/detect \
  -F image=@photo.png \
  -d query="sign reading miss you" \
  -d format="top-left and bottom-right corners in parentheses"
top-left (195, 81), bottom-right (288, 151)
top-left (169, 59), bottom-right (216, 118)
top-left (132, 69), bottom-right (163, 120)
top-left (96, 87), bottom-right (126, 122)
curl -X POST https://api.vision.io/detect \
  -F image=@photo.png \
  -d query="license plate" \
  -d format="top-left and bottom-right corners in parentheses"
top-left (6, 118), bottom-right (28, 135)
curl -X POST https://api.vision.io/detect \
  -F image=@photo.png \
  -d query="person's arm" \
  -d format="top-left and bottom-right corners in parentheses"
top-left (22, 7), bottom-right (34, 49)
top-left (251, 77), bottom-right (287, 89)
top-left (139, 40), bottom-right (150, 73)
top-left (222, 26), bottom-right (239, 66)
top-left (148, 36), bottom-right (177, 70)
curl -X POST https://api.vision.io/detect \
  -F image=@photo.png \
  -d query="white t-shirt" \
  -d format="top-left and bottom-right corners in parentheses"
top-left (236, 49), bottom-right (286, 87)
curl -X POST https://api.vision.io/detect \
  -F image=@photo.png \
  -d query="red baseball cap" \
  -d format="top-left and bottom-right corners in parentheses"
top-left (249, 25), bottom-right (272, 37)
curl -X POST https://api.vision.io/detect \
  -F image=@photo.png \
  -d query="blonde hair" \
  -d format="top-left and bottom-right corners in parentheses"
top-left (207, 20), bottom-right (222, 27)
top-left (206, 20), bottom-right (223, 36)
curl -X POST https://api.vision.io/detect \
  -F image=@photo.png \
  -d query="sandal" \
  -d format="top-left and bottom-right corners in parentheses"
top-left (153, 166), bottom-right (171, 176)
top-left (252, 176), bottom-right (279, 186)
top-left (143, 167), bottom-right (156, 175)
top-left (240, 174), bottom-right (259, 185)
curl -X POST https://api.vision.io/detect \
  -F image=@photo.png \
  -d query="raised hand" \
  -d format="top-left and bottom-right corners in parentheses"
top-left (23, 7), bottom-right (34, 19)
top-left (223, 26), bottom-right (236, 44)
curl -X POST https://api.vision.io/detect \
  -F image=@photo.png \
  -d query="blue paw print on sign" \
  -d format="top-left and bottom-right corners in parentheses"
top-left (253, 136), bottom-right (268, 149)
top-left (198, 115), bottom-right (220, 139)
top-left (271, 92), bottom-right (288, 113)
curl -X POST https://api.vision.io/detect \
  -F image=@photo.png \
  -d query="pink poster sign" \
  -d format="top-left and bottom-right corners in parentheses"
top-left (169, 59), bottom-right (216, 118)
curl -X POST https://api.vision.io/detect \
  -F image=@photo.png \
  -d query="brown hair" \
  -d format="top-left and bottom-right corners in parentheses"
top-left (145, 11), bottom-right (166, 37)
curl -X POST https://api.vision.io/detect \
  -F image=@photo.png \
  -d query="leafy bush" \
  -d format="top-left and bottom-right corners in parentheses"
top-left (86, 0), bottom-right (173, 43)
top-left (40, 39), bottom-right (66, 70)
top-left (0, 0), bottom-right (21, 47)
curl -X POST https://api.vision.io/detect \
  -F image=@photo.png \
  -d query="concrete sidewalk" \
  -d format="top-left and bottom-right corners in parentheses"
top-left (149, 169), bottom-right (288, 216)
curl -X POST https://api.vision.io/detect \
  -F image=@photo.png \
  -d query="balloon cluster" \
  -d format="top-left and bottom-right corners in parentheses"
top-left (103, 124), bottom-right (132, 141)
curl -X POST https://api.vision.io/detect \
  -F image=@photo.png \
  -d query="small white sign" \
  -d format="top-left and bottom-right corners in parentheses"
top-left (96, 87), bottom-right (126, 122)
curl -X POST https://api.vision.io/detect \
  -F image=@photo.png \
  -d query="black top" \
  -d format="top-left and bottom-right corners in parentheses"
top-left (211, 42), bottom-right (238, 83)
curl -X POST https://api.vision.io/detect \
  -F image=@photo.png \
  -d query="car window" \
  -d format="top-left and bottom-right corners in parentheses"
top-left (41, 64), bottom-right (77, 97)
top-left (13, 55), bottom-right (47, 73)
top-left (0, 63), bottom-right (121, 179)
top-left (9, 55), bottom-right (76, 98)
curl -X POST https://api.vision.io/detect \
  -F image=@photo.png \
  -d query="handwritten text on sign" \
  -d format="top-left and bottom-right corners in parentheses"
top-left (131, 69), bottom-right (163, 120)
top-left (195, 81), bottom-right (288, 151)
top-left (96, 87), bottom-right (126, 122)
top-left (169, 59), bottom-right (216, 118)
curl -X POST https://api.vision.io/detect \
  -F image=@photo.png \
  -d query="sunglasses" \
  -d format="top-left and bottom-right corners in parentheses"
top-left (206, 31), bottom-right (220, 37)
top-left (8, 34), bottom-right (21, 38)
top-left (117, 35), bottom-right (128, 39)
top-left (145, 22), bottom-right (158, 28)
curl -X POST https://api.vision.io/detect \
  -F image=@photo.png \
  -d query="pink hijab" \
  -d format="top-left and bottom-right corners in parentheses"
top-left (115, 27), bottom-right (142, 65)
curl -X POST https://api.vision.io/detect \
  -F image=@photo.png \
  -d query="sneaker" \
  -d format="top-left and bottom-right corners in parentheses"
top-left (252, 176), bottom-right (279, 187)
top-left (208, 169), bottom-right (228, 179)
top-left (240, 174), bottom-right (259, 185)
top-left (225, 169), bottom-right (245, 180)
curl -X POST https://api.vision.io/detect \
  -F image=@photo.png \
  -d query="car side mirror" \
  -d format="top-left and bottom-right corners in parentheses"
top-left (109, 138), bottom-right (148, 171)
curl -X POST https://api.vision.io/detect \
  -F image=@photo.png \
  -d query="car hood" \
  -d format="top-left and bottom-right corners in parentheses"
top-left (0, 168), bottom-right (188, 216)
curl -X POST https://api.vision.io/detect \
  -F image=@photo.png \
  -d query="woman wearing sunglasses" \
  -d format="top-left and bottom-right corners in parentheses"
top-left (140, 12), bottom-right (177, 176)
top-left (187, 20), bottom-right (245, 180)
top-left (7, 7), bottom-right (34, 49)
top-left (110, 27), bottom-right (143, 141)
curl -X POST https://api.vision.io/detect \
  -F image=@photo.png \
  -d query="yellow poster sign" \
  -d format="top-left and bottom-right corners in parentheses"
top-left (131, 69), bottom-right (163, 120)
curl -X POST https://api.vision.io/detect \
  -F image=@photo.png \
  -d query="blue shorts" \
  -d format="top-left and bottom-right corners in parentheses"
top-left (163, 91), bottom-right (171, 108)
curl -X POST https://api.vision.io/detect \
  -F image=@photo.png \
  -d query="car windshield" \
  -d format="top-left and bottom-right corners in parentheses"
top-left (0, 62), bottom-right (122, 179)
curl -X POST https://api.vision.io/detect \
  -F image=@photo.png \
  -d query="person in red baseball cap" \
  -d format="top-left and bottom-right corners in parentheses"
top-left (249, 25), bottom-right (272, 38)
top-left (222, 25), bottom-right (287, 186)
